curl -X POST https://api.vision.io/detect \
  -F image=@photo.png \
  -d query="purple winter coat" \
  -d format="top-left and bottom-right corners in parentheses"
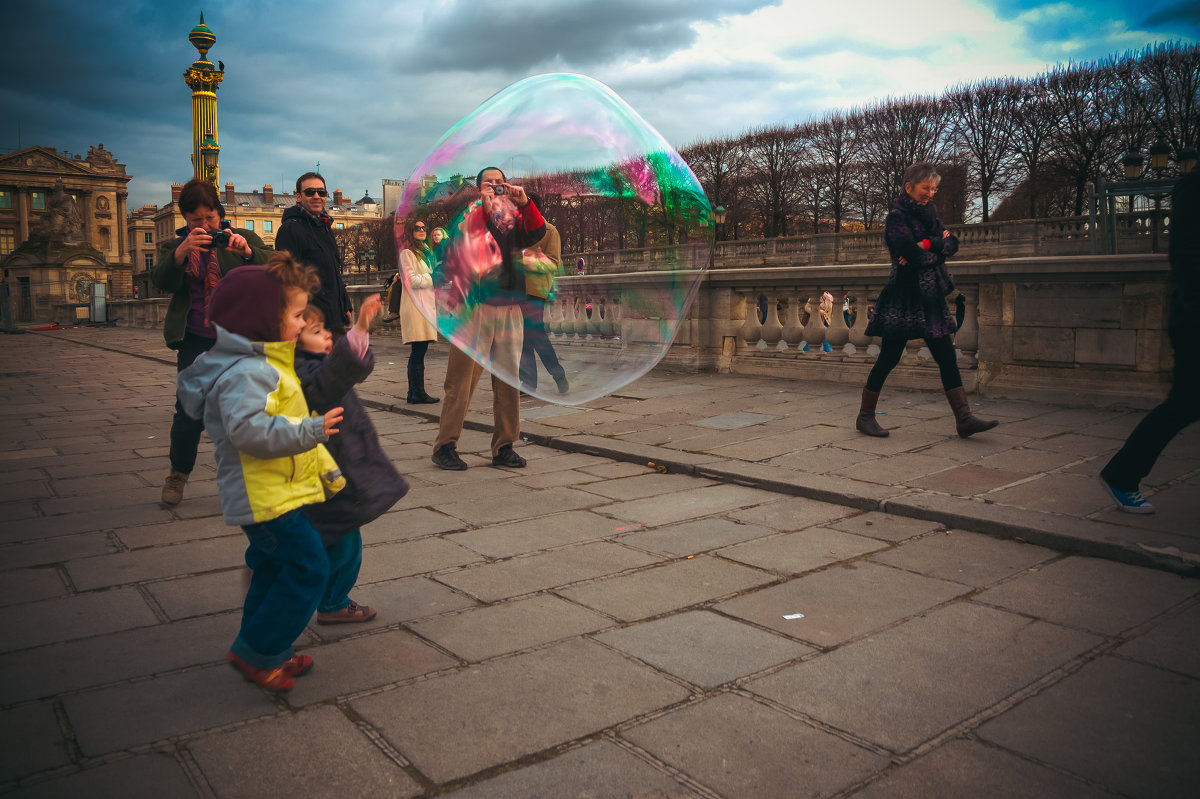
top-left (296, 338), bottom-right (409, 546)
top-left (866, 193), bottom-right (959, 341)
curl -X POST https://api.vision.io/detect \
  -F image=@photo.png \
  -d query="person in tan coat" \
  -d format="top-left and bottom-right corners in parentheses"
top-left (397, 218), bottom-right (439, 404)
top-left (519, 213), bottom-right (569, 393)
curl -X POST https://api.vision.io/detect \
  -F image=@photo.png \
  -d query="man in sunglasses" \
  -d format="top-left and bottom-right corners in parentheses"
top-left (276, 172), bottom-right (354, 333)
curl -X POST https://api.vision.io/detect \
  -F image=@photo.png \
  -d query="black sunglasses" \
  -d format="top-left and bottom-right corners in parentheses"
top-left (302, 188), bottom-right (329, 198)
top-left (413, 224), bottom-right (426, 231)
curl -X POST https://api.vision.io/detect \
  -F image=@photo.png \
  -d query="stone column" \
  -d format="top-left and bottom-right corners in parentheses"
top-left (77, 190), bottom-right (93, 247)
top-left (16, 189), bottom-right (29, 244)
top-left (116, 191), bottom-right (128, 262)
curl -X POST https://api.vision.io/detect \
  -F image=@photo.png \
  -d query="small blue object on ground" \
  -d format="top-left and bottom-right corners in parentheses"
top-left (1098, 476), bottom-right (1156, 514)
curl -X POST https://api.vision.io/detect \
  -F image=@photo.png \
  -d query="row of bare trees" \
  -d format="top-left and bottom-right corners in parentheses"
top-left (680, 42), bottom-right (1198, 239)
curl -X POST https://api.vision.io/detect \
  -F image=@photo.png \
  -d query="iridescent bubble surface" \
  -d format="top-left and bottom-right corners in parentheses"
top-left (395, 73), bottom-right (712, 405)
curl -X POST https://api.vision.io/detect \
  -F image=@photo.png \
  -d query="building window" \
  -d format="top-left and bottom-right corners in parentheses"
top-left (0, 191), bottom-right (11, 209)
top-left (31, 192), bottom-right (45, 210)
top-left (263, 220), bottom-right (272, 232)
top-left (143, 232), bottom-right (153, 244)
top-left (144, 253), bottom-right (155, 270)
top-left (0, 227), bottom-right (13, 255)
top-left (244, 220), bottom-right (254, 231)
top-left (336, 222), bottom-right (344, 229)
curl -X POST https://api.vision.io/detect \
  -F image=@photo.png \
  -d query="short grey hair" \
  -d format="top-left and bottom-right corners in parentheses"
top-left (903, 162), bottom-right (941, 187)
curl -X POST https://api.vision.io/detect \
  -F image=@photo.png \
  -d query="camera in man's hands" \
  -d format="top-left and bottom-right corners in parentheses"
top-left (205, 230), bottom-right (231, 248)
top-left (491, 185), bottom-right (507, 196)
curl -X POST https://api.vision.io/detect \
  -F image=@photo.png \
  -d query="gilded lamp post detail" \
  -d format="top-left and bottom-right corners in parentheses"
top-left (184, 13), bottom-right (224, 186)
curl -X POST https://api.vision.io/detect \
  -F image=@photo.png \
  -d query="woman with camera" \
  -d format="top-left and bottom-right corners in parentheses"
top-left (150, 177), bottom-right (271, 505)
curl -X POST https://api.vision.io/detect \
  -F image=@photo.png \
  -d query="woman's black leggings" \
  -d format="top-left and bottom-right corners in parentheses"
top-left (408, 339), bottom-right (429, 367)
top-left (866, 335), bottom-right (962, 392)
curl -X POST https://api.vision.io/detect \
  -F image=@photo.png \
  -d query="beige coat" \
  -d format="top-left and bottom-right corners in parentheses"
top-left (399, 248), bottom-right (437, 344)
top-left (522, 222), bottom-right (563, 300)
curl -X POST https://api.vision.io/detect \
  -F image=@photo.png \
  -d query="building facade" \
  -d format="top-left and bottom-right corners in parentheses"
top-left (1, 144), bottom-right (134, 321)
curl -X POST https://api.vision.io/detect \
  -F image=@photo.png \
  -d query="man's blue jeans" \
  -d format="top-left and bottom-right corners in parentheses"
top-left (232, 509), bottom-right (330, 669)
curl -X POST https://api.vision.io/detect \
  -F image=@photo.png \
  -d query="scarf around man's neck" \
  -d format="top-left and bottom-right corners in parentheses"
top-left (186, 246), bottom-right (222, 327)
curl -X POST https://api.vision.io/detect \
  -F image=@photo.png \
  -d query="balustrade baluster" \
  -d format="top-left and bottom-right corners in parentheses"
top-left (738, 292), bottom-right (763, 345)
top-left (801, 293), bottom-right (827, 352)
top-left (760, 293), bottom-right (784, 347)
top-left (780, 295), bottom-right (804, 348)
top-left (825, 290), bottom-right (851, 351)
top-left (954, 287), bottom-right (979, 363)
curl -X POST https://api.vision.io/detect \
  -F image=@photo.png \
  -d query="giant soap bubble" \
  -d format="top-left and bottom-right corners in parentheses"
top-left (395, 73), bottom-right (712, 405)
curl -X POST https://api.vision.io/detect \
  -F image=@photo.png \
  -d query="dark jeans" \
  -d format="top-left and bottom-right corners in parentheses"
top-left (866, 335), bottom-right (962, 393)
top-left (233, 509), bottom-right (330, 669)
top-left (169, 332), bottom-right (216, 474)
top-left (319, 529), bottom-right (363, 614)
top-left (1101, 336), bottom-right (1200, 491)
top-left (520, 298), bottom-right (564, 388)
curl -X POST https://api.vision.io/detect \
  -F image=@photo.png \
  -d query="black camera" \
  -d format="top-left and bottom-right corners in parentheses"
top-left (206, 229), bottom-right (230, 248)
top-left (491, 184), bottom-right (506, 196)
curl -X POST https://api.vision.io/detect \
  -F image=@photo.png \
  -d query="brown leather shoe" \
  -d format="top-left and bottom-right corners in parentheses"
top-left (161, 469), bottom-right (189, 505)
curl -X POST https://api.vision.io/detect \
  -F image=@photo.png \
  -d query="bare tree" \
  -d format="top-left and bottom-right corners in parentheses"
top-left (1045, 62), bottom-right (1125, 215)
top-left (858, 97), bottom-right (952, 204)
top-left (1009, 74), bottom-right (1061, 218)
top-left (1115, 42), bottom-right (1200, 168)
top-left (680, 135), bottom-right (747, 240)
top-left (946, 77), bottom-right (1020, 221)
top-left (742, 125), bottom-right (804, 237)
top-left (808, 110), bottom-right (861, 232)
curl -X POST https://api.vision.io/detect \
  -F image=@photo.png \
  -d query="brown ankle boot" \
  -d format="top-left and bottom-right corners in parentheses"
top-left (161, 469), bottom-right (189, 505)
top-left (855, 388), bottom-right (889, 437)
top-left (945, 386), bottom-right (998, 438)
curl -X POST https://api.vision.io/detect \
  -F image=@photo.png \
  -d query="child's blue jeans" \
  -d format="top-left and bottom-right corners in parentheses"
top-left (232, 509), bottom-right (330, 670)
top-left (319, 530), bottom-right (363, 614)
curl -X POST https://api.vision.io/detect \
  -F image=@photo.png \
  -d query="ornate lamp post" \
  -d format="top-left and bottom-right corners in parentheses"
top-left (184, 14), bottom-right (224, 186)
top-left (709, 204), bottom-right (727, 270)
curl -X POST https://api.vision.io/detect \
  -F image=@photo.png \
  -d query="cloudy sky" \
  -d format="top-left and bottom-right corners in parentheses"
top-left (2, 0), bottom-right (1196, 210)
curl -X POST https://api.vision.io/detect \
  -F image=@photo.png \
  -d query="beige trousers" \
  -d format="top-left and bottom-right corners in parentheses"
top-left (434, 304), bottom-right (522, 457)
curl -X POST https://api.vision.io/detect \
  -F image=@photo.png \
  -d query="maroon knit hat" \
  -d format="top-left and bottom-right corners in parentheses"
top-left (207, 265), bottom-right (286, 342)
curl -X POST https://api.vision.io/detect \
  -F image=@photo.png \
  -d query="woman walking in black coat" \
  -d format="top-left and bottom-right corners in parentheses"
top-left (856, 162), bottom-right (997, 438)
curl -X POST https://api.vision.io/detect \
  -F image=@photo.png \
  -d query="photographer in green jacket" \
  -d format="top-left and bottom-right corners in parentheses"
top-left (150, 177), bottom-right (271, 506)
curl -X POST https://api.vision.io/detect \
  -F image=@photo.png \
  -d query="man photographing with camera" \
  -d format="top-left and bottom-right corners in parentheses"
top-left (151, 177), bottom-right (270, 506)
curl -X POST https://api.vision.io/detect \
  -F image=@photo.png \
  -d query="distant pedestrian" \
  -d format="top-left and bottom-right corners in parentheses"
top-left (276, 172), bottom-right (353, 334)
top-left (150, 177), bottom-right (270, 506)
top-left (176, 254), bottom-right (343, 692)
top-left (1099, 166), bottom-right (1200, 513)
top-left (520, 209), bottom-right (570, 393)
top-left (856, 162), bottom-right (996, 439)
top-left (295, 295), bottom-right (410, 622)
top-left (384, 219), bottom-right (440, 404)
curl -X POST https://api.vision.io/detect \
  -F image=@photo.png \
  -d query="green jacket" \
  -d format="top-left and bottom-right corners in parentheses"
top-left (150, 226), bottom-right (271, 347)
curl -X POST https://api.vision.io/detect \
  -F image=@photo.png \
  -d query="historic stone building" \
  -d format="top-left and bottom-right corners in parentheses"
top-left (0, 144), bottom-right (134, 321)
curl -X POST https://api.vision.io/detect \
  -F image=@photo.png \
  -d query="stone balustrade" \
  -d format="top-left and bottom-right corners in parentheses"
top-left (105, 250), bottom-right (1172, 408)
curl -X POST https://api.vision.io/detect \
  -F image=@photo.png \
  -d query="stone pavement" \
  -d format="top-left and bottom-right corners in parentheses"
top-left (1, 326), bottom-right (1197, 798)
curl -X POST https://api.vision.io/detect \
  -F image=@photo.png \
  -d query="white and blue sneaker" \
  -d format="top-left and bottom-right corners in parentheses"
top-left (1098, 476), bottom-right (1156, 514)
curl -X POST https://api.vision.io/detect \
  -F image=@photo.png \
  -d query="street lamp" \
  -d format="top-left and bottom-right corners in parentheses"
top-left (713, 204), bottom-right (727, 241)
top-left (1122, 148), bottom-right (1144, 181)
top-left (200, 132), bottom-right (219, 186)
top-left (1180, 145), bottom-right (1198, 175)
top-left (1149, 137), bottom-right (1172, 174)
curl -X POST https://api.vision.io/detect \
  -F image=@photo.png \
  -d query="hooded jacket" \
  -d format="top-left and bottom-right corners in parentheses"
top-left (176, 265), bottom-right (331, 526)
top-left (275, 204), bottom-right (353, 331)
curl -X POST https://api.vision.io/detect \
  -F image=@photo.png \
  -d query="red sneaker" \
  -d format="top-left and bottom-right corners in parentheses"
top-left (226, 652), bottom-right (294, 692)
top-left (281, 654), bottom-right (313, 677)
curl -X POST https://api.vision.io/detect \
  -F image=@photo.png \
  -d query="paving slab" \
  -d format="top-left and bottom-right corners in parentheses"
top-left (188, 704), bottom-right (422, 799)
top-left (715, 561), bottom-right (967, 647)
top-left (446, 510), bottom-right (626, 559)
top-left (0, 702), bottom-right (72, 783)
top-left (974, 556), bottom-right (1200, 635)
top-left (407, 594), bottom-right (613, 662)
top-left (446, 739), bottom-right (703, 798)
top-left (352, 638), bottom-right (691, 784)
top-left (746, 602), bottom-right (1102, 753)
top-left (977, 656), bottom-right (1200, 799)
top-left (621, 692), bottom-right (889, 798)
top-left (717, 526), bottom-right (889, 575)
top-left (289, 628), bottom-right (458, 700)
top-left (63, 664), bottom-right (279, 757)
top-left (146, 568), bottom-right (247, 620)
top-left (596, 610), bottom-right (812, 688)
top-left (65, 536), bottom-right (247, 590)
top-left (0, 587), bottom-right (160, 653)
top-left (616, 517), bottom-right (778, 557)
top-left (848, 737), bottom-right (1110, 798)
top-left (869, 529), bottom-right (1059, 587)
top-left (1113, 601), bottom-right (1200, 679)
top-left (1, 751), bottom-right (197, 799)
top-left (558, 555), bottom-right (775, 622)
top-left (437, 541), bottom-right (659, 602)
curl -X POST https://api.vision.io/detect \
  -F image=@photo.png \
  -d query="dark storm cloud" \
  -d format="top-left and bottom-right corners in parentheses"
top-left (1142, 1), bottom-right (1200, 33)
top-left (395, 0), bottom-right (781, 74)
